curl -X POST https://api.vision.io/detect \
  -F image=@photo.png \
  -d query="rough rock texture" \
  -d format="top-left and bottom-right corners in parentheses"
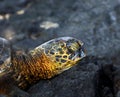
top-left (0, 0), bottom-right (120, 97)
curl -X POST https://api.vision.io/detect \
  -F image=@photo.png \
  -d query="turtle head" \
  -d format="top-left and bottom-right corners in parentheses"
top-left (38, 37), bottom-right (86, 74)
top-left (0, 37), bottom-right (11, 76)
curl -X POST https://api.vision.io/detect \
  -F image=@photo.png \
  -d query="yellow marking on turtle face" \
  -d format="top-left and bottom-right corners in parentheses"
top-left (32, 37), bottom-right (86, 76)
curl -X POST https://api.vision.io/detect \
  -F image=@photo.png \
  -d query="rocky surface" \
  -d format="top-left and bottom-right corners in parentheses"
top-left (0, 0), bottom-right (120, 97)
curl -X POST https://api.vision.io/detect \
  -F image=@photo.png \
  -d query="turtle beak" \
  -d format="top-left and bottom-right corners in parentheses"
top-left (79, 50), bottom-right (86, 60)
top-left (72, 46), bottom-right (86, 62)
top-left (80, 46), bottom-right (86, 58)
top-left (77, 40), bottom-right (86, 58)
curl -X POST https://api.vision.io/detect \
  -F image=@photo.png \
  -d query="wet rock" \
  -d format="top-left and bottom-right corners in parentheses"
top-left (112, 53), bottom-right (120, 97)
top-left (95, 60), bottom-right (114, 97)
top-left (17, 0), bottom-right (32, 7)
top-left (0, 6), bottom-right (15, 15)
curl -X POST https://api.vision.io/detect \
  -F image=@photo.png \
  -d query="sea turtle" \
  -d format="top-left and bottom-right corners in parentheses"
top-left (0, 37), bottom-right (86, 97)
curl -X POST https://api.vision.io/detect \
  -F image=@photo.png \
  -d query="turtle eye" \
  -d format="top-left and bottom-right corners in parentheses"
top-left (67, 45), bottom-right (74, 53)
top-left (67, 43), bottom-right (78, 53)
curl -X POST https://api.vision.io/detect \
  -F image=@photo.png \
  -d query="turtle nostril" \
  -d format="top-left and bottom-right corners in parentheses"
top-left (0, 60), bottom-right (4, 65)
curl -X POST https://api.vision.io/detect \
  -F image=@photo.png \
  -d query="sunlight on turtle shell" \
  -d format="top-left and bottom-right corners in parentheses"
top-left (0, 37), bottom-right (11, 73)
